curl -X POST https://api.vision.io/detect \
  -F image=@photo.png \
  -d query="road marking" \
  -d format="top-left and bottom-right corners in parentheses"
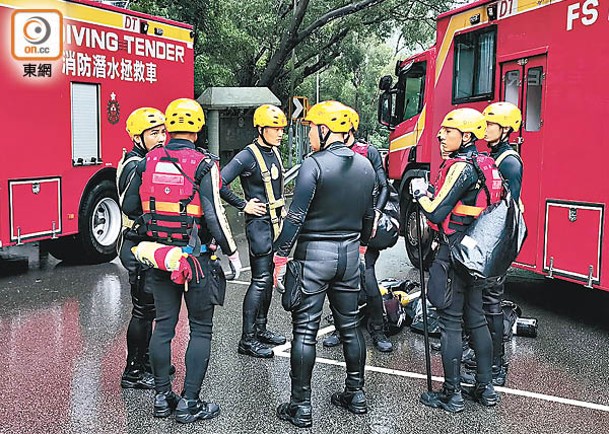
top-left (273, 325), bottom-right (335, 354)
top-left (274, 326), bottom-right (609, 413)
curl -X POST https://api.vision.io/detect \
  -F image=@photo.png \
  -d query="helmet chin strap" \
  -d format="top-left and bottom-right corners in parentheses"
top-left (258, 127), bottom-right (274, 147)
top-left (318, 125), bottom-right (331, 149)
top-left (460, 135), bottom-right (476, 151)
top-left (500, 128), bottom-right (512, 143)
top-left (134, 134), bottom-right (147, 151)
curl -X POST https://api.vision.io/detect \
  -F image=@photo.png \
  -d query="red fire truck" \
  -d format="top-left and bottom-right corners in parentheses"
top-left (378, 0), bottom-right (608, 291)
top-left (0, 0), bottom-right (194, 263)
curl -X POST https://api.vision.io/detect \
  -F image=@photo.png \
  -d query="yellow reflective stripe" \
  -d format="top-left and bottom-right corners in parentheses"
top-left (122, 213), bottom-right (134, 228)
top-left (389, 107), bottom-right (426, 153)
top-left (495, 149), bottom-right (522, 167)
top-left (210, 163), bottom-right (237, 253)
top-left (142, 201), bottom-right (201, 215)
top-left (247, 144), bottom-right (285, 239)
top-left (435, 5), bottom-right (488, 84)
top-left (419, 162), bottom-right (468, 214)
top-left (453, 204), bottom-right (483, 217)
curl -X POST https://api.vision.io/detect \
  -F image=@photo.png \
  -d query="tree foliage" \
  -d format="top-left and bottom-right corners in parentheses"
top-left (129, 0), bottom-right (461, 134)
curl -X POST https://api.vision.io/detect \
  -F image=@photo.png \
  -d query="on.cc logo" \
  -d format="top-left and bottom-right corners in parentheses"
top-left (22, 16), bottom-right (52, 45)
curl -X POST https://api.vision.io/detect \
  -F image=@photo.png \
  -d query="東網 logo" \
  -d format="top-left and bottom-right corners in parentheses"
top-left (12, 10), bottom-right (63, 61)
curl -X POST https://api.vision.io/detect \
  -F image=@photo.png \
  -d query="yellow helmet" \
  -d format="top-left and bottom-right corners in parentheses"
top-left (253, 104), bottom-right (288, 128)
top-left (441, 108), bottom-right (486, 140)
top-left (165, 98), bottom-right (205, 133)
top-left (345, 106), bottom-right (360, 132)
top-left (304, 100), bottom-right (351, 133)
top-left (125, 107), bottom-right (165, 137)
top-left (483, 102), bottom-right (522, 131)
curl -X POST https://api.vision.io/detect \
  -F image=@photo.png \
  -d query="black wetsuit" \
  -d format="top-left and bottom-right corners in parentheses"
top-left (274, 141), bottom-right (376, 406)
top-left (356, 142), bottom-right (390, 335)
top-left (116, 144), bottom-right (155, 378)
top-left (418, 143), bottom-right (493, 389)
top-left (486, 141), bottom-right (524, 369)
top-left (221, 140), bottom-right (284, 342)
top-left (123, 138), bottom-right (236, 399)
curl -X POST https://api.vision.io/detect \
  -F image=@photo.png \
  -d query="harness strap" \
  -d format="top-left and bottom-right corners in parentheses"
top-left (246, 143), bottom-right (285, 240)
top-left (453, 204), bottom-right (483, 217)
top-left (143, 201), bottom-right (202, 215)
top-left (495, 149), bottom-right (525, 213)
top-left (495, 149), bottom-right (522, 167)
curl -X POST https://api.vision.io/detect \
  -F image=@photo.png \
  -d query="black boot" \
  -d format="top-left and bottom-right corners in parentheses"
top-left (430, 341), bottom-right (442, 351)
top-left (461, 366), bottom-right (503, 387)
top-left (460, 368), bottom-right (476, 385)
top-left (175, 398), bottom-right (220, 423)
top-left (256, 329), bottom-right (287, 346)
top-left (331, 388), bottom-right (367, 414)
top-left (238, 336), bottom-right (273, 358)
top-left (322, 331), bottom-right (341, 348)
top-left (462, 382), bottom-right (499, 406)
top-left (153, 390), bottom-right (180, 418)
top-left (462, 345), bottom-right (476, 368)
top-left (421, 359), bottom-right (464, 413)
top-left (491, 360), bottom-right (508, 386)
top-left (371, 332), bottom-right (393, 353)
top-left (121, 368), bottom-right (155, 389)
top-left (277, 402), bottom-right (313, 428)
top-left (420, 383), bottom-right (465, 413)
top-left (121, 357), bottom-right (155, 390)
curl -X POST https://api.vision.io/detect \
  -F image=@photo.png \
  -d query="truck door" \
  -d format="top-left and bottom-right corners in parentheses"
top-left (500, 55), bottom-right (547, 268)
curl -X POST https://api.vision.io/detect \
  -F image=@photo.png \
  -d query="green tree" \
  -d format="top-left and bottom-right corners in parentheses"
top-left (129, 0), bottom-right (459, 99)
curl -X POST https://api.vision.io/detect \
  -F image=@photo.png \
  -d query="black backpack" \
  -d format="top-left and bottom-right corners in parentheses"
top-left (368, 184), bottom-right (400, 251)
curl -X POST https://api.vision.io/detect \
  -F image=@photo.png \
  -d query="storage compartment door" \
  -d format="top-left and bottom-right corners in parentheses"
top-left (10, 178), bottom-right (61, 242)
top-left (543, 201), bottom-right (603, 285)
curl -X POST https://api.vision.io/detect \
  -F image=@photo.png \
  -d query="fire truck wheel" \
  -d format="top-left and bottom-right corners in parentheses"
top-left (43, 180), bottom-right (120, 264)
top-left (77, 180), bottom-right (121, 263)
top-left (402, 197), bottom-right (434, 271)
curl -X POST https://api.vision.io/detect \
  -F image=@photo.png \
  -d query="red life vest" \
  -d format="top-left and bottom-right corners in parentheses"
top-left (427, 154), bottom-right (503, 235)
top-left (351, 140), bottom-right (369, 158)
top-left (139, 146), bottom-right (214, 245)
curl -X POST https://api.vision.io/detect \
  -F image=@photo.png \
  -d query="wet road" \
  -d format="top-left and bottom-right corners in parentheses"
top-left (1, 227), bottom-right (609, 433)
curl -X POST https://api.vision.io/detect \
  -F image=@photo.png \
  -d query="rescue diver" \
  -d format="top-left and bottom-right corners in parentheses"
top-left (323, 106), bottom-right (393, 353)
top-left (462, 102), bottom-right (523, 386)
top-left (273, 101), bottom-right (376, 428)
top-left (221, 104), bottom-right (288, 358)
top-left (123, 98), bottom-right (241, 423)
top-left (411, 108), bottom-right (502, 412)
top-left (117, 107), bottom-right (166, 389)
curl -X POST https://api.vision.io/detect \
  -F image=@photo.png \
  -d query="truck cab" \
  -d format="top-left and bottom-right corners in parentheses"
top-left (378, 49), bottom-right (436, 268)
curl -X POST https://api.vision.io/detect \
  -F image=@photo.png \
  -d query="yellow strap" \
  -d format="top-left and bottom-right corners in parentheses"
top-left (495, 150), bottom-right (525, 213)
top-left (247, 144), bottom-right (285, 239)
top-left (495, 149), bottom-right (522, 167)
top-left (122, 213), bottom-right (135, 229)
top-left (142, 201), bottom-right (201, 216)
top-left (453, 204), bottom-right (483, 217)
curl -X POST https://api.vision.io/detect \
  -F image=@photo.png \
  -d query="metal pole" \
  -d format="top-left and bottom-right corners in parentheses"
top-left (287, 0), bottom-right (296, 168)
top-left (207, 110), bottom-right (220, 157)
top-left (287, 120), bottom-right (294, 168)
top-left (416, 201), bottom-right (433, 392)
top-left (316, 54), bottom-right (320, 103)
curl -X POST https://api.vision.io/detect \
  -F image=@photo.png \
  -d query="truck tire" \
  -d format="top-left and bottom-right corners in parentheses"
top-left (43, 180), bottom-right (121, 264)
top-left (402, 195), bottom-right (434, 270)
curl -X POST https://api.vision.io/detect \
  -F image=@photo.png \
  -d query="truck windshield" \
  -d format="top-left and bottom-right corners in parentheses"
top-left (396, 61), bottom-right (426, 122)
